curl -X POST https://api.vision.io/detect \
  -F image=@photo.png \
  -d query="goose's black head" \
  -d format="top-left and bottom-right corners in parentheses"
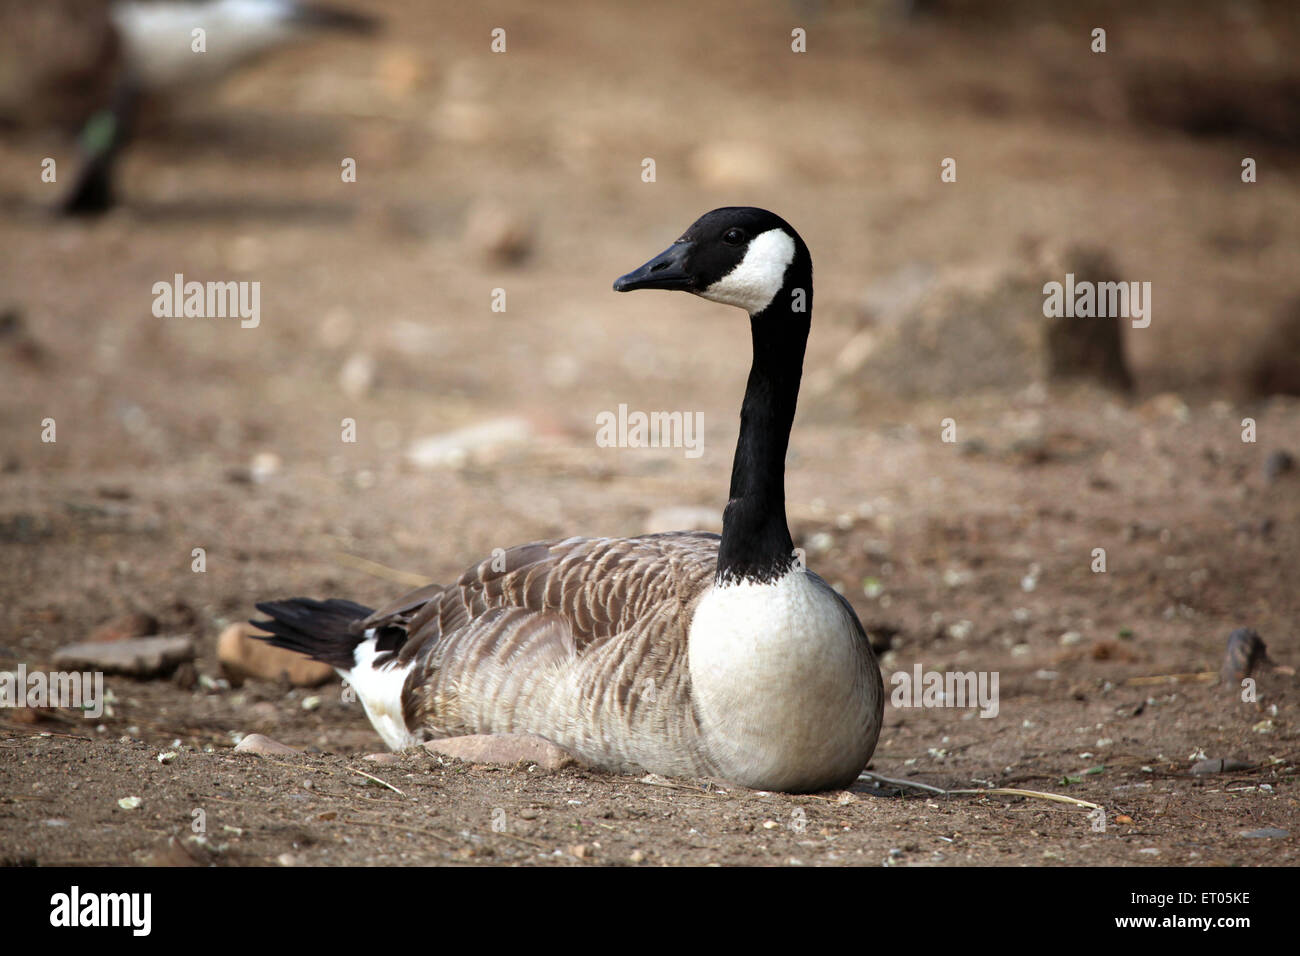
top-left (613, 207), bottom-right (811, 317)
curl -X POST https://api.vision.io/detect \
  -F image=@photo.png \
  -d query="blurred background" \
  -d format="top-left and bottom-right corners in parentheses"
top-left (1, 0), bottom-right (1297, 810)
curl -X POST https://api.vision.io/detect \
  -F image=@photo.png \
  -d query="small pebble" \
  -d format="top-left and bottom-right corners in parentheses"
top-left (1191, 758), bottom-right (1252, 774)
top-left (1221, 628), bottom-right (1273, 682)
top-left (250, 452), bottom-right (281, 483)
top-left (338, 353), bottom-right (376, 399)
top-left (234, 733), bottom-right (301, 756)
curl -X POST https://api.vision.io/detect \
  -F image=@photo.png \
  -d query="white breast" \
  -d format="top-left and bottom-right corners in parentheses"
top-left (686, 569), bottom-right (879, 791)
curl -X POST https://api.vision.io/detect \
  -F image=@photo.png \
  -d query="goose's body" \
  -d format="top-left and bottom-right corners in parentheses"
top-left (255, 208), bottom-right (885, 792)
top-left (60, 0), bottom-right (376, 215)
top-left (112, 0), bottom-right (375, 90)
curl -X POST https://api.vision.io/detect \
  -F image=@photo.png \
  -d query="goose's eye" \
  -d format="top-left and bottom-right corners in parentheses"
top-left (722, 228), bottom-right (744, 245)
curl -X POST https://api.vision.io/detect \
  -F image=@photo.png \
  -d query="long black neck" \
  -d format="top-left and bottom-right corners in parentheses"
top-left (716, 277), bottom-right (811, 585)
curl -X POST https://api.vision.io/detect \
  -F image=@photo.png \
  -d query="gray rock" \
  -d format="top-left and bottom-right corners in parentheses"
top-left (829, 243), bottom-right (1133, 407)
top-left (1191, 758), bottom-right (1253, 775)
top-left (1221, 628), bottom-right (1273, 682)
top-left (54, 635), bottom-right (194, 677)
top-left (1240, 828), bottom-right (1289, 839)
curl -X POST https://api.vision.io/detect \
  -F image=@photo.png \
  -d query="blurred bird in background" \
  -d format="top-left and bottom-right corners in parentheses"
top-left (0, 0), bottom-right (378, 216)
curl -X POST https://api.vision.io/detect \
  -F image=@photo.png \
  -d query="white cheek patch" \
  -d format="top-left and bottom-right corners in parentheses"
top-left (700, 229), bottom-right (797, 314)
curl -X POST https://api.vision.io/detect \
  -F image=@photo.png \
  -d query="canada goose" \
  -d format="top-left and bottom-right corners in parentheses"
top-left (61, 0), bottom-right (377, 215)
top-left (253, 207), bottom-right (884, 793)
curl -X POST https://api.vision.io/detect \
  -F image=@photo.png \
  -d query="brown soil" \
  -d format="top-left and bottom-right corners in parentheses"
top-left (1, 0), bottom-right (1297, 866)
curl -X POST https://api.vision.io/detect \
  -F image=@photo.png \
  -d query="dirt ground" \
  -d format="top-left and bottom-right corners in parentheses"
top-left (1, 0), bottom-right (1297, 866)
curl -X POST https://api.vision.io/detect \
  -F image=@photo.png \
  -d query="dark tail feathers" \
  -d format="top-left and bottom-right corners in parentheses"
top-left (251, 598), bottom-right (373, 670)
